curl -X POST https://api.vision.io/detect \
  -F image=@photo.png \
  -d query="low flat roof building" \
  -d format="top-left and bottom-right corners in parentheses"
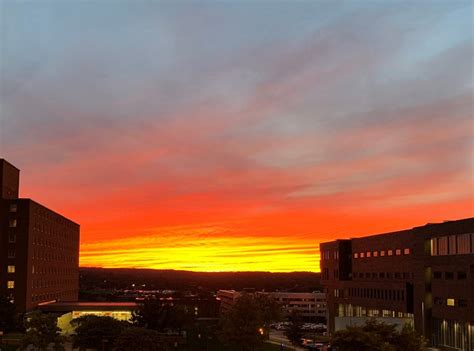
top-left (217, 290), bottom-right (327, 321)
top-left (320, 217), bottom-right (474, 351)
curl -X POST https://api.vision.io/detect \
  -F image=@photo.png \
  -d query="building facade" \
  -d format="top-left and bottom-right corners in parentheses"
top-left (217, 289), bottom-right (327, 321)
top-left (320, 218), bottom-right (474, 351)
top-left (0, 159), bottom-right (80, 312)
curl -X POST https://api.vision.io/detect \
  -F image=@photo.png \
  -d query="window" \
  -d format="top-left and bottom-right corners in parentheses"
top-left (380, 272), bottom-right (385, 278)
top-left (366, 251), bottom-right (371, 258)
top-left (448, 235), bottom-right (457, 255)
top-left (354, 253), bottom-right (359, 259)
top-left (434, 297), bottom-right (443, 305)
top-left (8, 234), bottom-right (16, 243)
top-left (360, 252), bottom-right (365, 258)
top-left (403, 248), bottom-right (410, 255)
top-left (373, 251), bottom-right (378, 257)
top-left (456, 233), bottom-right (470, 254)
top-left (395, 249), bottom-right (401, 256)
top-left (7, 281), bottom-right (14, 289)
top-left (388, 250), bottom-right (393, 256)
top-left (9, 219), bottom-right (17, 228)
top-left (457, 272), bottom-right (467, 280)
top-left (459, 299), bottom-right (468, 307)
top-left (446, 298), bottom-right (455, 307)
top-left (395, 272), bottom-right (401, 279)
top-left (9, 204), bottom-right (17, 212)
top-left (380, 250), bottom-right (385, 256)
top-left (431, 238), bottom-right (438, 256)
top-left (433, 271), bottom-right (442, 279)
top-left (7, 266), bottom-right (15, 273)
top-left (438, 236), bottom-right (448, 255)
top-left (7, 249), bottom-right (15, 258)
top-left (445, 272), bottom-right (454, 280)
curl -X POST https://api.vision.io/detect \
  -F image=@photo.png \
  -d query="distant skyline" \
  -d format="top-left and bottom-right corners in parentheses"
top-left (1, 1), bottom-right (473, 272)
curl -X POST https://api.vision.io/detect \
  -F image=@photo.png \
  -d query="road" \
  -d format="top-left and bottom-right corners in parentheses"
top-left (268, 330), bottom-right (306, 351)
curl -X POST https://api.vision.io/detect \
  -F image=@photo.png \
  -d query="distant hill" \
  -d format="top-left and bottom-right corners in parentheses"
top-left (80, 267), bottom-right (321, 293)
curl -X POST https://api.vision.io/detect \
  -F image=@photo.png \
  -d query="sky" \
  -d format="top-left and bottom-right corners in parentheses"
top-left (0, 0), bottom-right (473, 272)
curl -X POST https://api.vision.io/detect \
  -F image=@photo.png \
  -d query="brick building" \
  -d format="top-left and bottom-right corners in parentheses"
top-left (320, 218), bottom-right (474, 350)
top-left (0, 159), bottom-right (80, 312)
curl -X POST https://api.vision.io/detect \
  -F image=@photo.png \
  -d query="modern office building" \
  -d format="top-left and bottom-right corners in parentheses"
top-left (0, 159), bottom-right (80, 312)
top-left (320, 218), bottom-right (474, 351)
top-left (217, 289), bottom-right (327, 321)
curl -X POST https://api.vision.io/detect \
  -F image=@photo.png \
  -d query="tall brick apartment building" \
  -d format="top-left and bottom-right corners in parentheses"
top-left (0, 159), bottom-right (80, 312)
top-left (320, 218), bottom-right (474, 351)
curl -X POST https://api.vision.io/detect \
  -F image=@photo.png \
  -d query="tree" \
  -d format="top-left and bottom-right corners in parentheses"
top-left (255, 294), bottom-right (282, 338)
top-left (331, 326), bottom-right (391, 351)
top-left (393, 324), bottom-right (427, 351)
top-left (20, 311), bottom-right (65, 351)
top-left (132, 299), bottom-right (193, 332)
top-left (331, 319), bottom-right (426, 351)
top-left (114, 327), bottom-right (170, 351)
top-left (0, 293), bottom-right (18, 333)
top-left (284, 310), bottom-right (304, 346)
top-left (71, 315), bottom-right (129, 351)
top-left (219, 293), bottom-right (282, 351)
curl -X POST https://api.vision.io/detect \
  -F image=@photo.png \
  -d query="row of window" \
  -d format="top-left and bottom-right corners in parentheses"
top-left (338, 287), bottom-right (406, 301)
top-left (434, 297), bottom-right (468, 307)
top-left (353, 271), bottom-right (413, 280)
top-left (336, 304), bottom-right (414, 319)
top-left (31, 289), bottom-right (78, 303)
top-left (31, 250), bottom-right (77, 263)
top-left (321, 250), bottom-right (339, 260)
top-left (354, 248), bottom-right (410, 259)
top-left (433, 271), bottom-right (467, 280)
top-left (9, 218), bottom-right (77, 251)
top-left (32, 278), bottom-right (77, 289)
top-left (431, 233), bottom-right (474, 256)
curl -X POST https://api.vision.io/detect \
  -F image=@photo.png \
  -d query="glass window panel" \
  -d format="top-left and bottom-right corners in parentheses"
top-left (438, 237), bottom-right (448, 255)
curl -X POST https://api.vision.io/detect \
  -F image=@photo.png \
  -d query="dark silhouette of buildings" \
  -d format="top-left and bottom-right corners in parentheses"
top-left (320, 217), bottom-right (474, 350)
top-left (0, 159), bottom-right (80, 312)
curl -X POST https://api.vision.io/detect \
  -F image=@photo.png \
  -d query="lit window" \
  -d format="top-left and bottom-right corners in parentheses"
top-left (7, 281), bottom-right (14, 289)
top-left (388, 250), bottom-right (393, 256)
top-left (9, 204), bottom-right (17, 212)
top-left (373, 251), bottom-right (378, 257)
top-left (403, 248), bottom-right (410, 255)
top-left (9, 219), bottom-right (17, 228)
top-left (360, 252), bottom-right (365, 258)
top-left (380, 250), bottom-right (385, 256)
top-left (395, 249), bottom-right (401, 256)
top-left (7, 265), bottom-right (15, 273)
top-left (366, 252), bottom-right (371, 258)
top-left (354, 253), bottom-right (359, 259)
top-left (446, 298), bottom-right (455, 307)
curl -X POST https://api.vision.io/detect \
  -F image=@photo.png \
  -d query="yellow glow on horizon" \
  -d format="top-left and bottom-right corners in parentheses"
top-left (80, 224), bottom-right (321, 272)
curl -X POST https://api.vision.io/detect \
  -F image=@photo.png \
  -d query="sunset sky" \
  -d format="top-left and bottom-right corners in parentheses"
top-left (1, 1), bottom-right (473, 272)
